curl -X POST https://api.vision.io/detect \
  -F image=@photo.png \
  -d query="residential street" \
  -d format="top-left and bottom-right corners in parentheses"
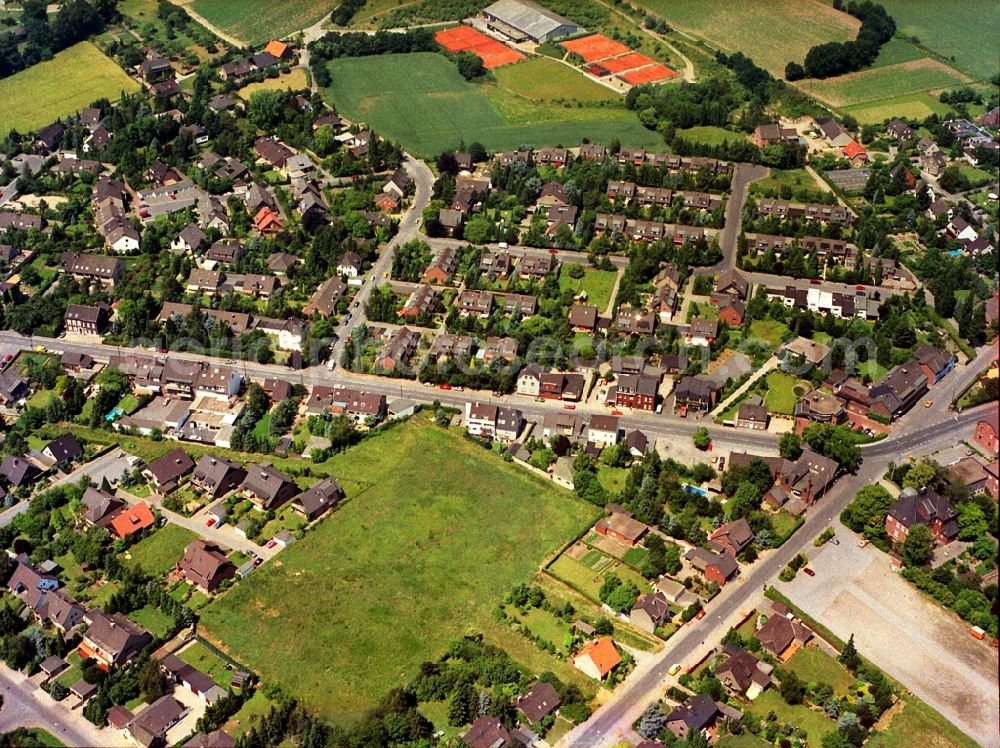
top-left (559, 403), bottom-right (996, 747)
top-left (709, 162), bottom-right (769, 273)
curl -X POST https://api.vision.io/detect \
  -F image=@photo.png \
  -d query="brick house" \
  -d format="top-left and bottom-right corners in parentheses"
top-left (973, 412), bottom-right (999, 454)
top-left (885, 487), bottom-right (959, 545)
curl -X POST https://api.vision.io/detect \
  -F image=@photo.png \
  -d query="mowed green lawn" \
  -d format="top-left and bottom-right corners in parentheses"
top-left (191, 0), bottom-right (330, 44)
top-left (801, 58), bottom-right (968, 108)
top-left (632, 0), bottom-right (859, 76)
top-left (494, 57), bottom-right (616, 103)
top-left (200, 418), bottom-right (598, 721)
top-left (676, 126), bottom-right (744, 146)
top-left (764, 371), bottom-right (805, 415)
top-left (123, 524), bottom-right (198, 578)
top-left (876, 0), bottom-right (999, 80)
top-left (0, 42), bottom-right (140, 135)
top-left (323, 53), bottom-right (662, 157)
top-left (559, 268), bottom-right (618, 311)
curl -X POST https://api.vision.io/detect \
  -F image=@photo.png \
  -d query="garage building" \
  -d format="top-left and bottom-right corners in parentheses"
top-left (483, 0), bottom-right (583, 43)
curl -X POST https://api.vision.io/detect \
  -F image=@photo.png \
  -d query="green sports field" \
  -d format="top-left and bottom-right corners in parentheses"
top-left (494, 57), bottom-right (617, 103)
top-left (322, 52), bottom-right (663, 157)
top-left (200, 417), bottom-right (598, 721)
top-left (190, 0), bottom-right (330, 44)
top-left (876, 0), bottom-right (999, 80)
top-left (0, 42), bottom-right (140, 135)
top-left (631, 0), bottom-right (859, 76)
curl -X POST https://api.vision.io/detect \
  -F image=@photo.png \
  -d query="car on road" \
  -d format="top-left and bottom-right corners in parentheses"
top-left (924, 399), bottom-right (933, 408)
top-left (563, 404), bottom-right (576, 410)
top-left (34, 345), bottom-right (46, 353)
top-left (206, 518), bottom-right (216, 527)
top-left (695, 609), bottom-right (706, 620)
top-left (668, 663), bottom-right (683, 676)
top-left (548, 248), bottom-right (558, 254)
top-left (858, 538), bottom-right (870, 548)
top-left (383, 272), bottom-right (389, 278)
top-left (803, 567), bottom-right (815, 576)
top-left (534, 397), bottom-right (544, 403)
top-left (830, 537), bottom-right (839, 545)
top-left (439, 383), bottom-right (452, 390)
top-left (492, 391), bottom-right (504, 397)
top-left (497, 242), bottom-right (508, 249)
top-left (3, 354), bottom-right (11, 363)
top-left (611, 409), bottom-right (623, 416)
top-left (352, 301), bottom-right (359, 308)
top-left (856, 284), bottom-right (866, 291)
top-left (810, 279), bottom-right (821, 285)
top-left (156, 517), bottom-right (167, 528)
top-left (265, 539), bottom-right (277, 549)
top-left (679, 405), bottom-right (688, 418)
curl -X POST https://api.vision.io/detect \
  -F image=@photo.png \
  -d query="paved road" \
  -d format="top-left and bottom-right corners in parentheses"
top-left (560, 405), bottom-right (992, 747)
top-left (707, 162), bottom-right (769, 273)
top-left (0, 663), bottom-right (127, 747)
top-left (0, 154), bottom-right (45, 208)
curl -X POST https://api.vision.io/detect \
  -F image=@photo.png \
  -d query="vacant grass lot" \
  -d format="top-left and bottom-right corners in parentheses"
top-left (869, 37), bottom-right (925, 69)
top-left (750, 168), bottom-right (827, 197)
top-left (238, 68), bottom-right (309, 99)
top-left (801, 58), bottom-right (968, 109)
top-left (322, 53), bottom-right (662, 157)
top-left (749, 319), bottom-right (791, 349)
top-left (764, 371), bottom-right (805, 415)
top-left (0, 42), bottom-right (140, 135)
top-left (494, 57), bottom-right (616, 103)
top-left (632, 0), bottom-right (859, 76)
top-left (190, 0), bottom-right (330, 44)
top-left (200, 418), bottom-right (597, 721)
top-left (676, 126), bottom-right (744, 146)
top-left (783, 646), bottom-right (855, 697)
top-left (123, 525), bottom-right (198, 578)
top-left (558, 268), bottom-right (617, 311)
top-left (876, 0), bottom-right (999, 80)
top-left (178, 641), bottom-right (233, 687)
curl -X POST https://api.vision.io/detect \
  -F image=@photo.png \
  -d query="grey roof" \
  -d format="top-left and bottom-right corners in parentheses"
top-left (484, 0), bottom-right (580, 38)
top-left (666, 693), bottom-right (718, 731)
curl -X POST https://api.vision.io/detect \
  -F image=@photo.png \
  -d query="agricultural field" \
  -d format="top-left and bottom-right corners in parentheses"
top-left (494, 57), bottom-right (617, 103)
top-left (0, 42), bottom-right (140, 135)
top-left (321, 52), bottom-right (663, 157)
top-left (123, 524), bottom-right (198, 578)
top-left (876, 0), bottom-right (999, 81)
top-left (675, 126), bottom-right (744, 146)
top-left (238, 68), bottom-right (310, 98)
top-left (632, 0), bottom-right (859, 76)
top-left (841, 92), bottom-right (954, 125)
top-left (868, 37), bottom-right (925, 69)
top-left (200, 417), bottom-right (598, 722)
top-left (188, 0), bottom-right (330, 45)
top-left (799, 58), bottom-right (969, 109)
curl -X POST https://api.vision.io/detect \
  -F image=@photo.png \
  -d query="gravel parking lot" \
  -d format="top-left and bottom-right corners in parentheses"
top-left (781, 529), bottom-right (999, 748)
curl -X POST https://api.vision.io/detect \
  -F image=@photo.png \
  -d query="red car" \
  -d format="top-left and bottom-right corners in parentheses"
top-left (205, 518), bottom-right (216, 527)
top-left (563, 404), bottom-right (576, 410)
top-left (855, 285), bottom-right (866, 291)
top-left (439, 383), bottom-right (452, 390)
top-left (695, 609), bottom-right (707, 620)
top-left (803, 567), bottom-right (816, 576)
top-left (253, 557), bottom-right (263, 567)
top-left (611, 409), bottom-right (623, 416)
top-left (810, 279), bottom-right (822, 285)
top-left (2, 354), bottom-right (11, 363)
top-left (548, 248), bottom-right (558, 254)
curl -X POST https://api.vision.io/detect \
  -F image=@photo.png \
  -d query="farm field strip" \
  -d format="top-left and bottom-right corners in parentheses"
top-left (189, 0), bottom-right (330, 45)
top-left (0, 42), bottom-right (140, 135)
top-left (799, 58), bottom-right (970, 108)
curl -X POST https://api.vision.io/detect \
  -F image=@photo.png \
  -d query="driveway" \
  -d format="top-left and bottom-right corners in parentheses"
top-left (782, 530), bottom-right (999, 748)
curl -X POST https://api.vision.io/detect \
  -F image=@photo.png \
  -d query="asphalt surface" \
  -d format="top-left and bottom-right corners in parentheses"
top-left (708, 162), bottom-right (769, 273)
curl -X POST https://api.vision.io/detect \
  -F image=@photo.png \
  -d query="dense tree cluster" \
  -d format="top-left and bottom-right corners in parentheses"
top-left (0, 0), bottom-right (116, 79)
top-left (786, 1), bottom-right (896, 80)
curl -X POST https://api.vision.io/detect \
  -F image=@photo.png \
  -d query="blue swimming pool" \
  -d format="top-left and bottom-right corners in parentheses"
top-left (683, 484), bottom-right (708, 497)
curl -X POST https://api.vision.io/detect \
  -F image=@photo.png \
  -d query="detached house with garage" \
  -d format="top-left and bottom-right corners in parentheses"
top-left (573, 637), bottom-right (621, 680)
top-left (240, 464), bottom-right (298, 510)
top-left (79, 609), bottom-right (152, 667)
top-left (178, 540), bottom-right (237, 593)
top-left (293, 476), bottom-right (344, 521)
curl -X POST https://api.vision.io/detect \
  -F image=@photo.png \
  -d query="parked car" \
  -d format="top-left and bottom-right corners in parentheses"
top-left (206, 518), bottom-right (216, 527)
top-left (611, 409), bottom-right (623, 416)
top-left (563, 404), bottom-right (576, 410)
top-left (253, 557), bottom-right (263, 567)
top-left (439, 383), bottom-right (452, 390)
top-left (668, 663), bottom-right (682, 676)
top-left (265, 539), bottom-right (277, 549)
top-left (695, 609), bottom-right (706, 620)
top-left (803, 567), bottom-right (815, 576)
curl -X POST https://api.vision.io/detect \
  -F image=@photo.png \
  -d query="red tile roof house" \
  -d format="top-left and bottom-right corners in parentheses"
top-left (753, 610), bottom-right (813, 661)
top-left (885, 487), bottom-right (959, 545)
top-left (573, 637), bottom-right (621, 680)
top-left (109, 502), bottom-right (156, 540)
top-left (685, 547), bottom-right (739, 586)
top-left (594, 505), bottom-right (648, 546)
top-left (178, 540), bottom-right (237, 592)
top-left (974, 411), bottom-right (999, 454)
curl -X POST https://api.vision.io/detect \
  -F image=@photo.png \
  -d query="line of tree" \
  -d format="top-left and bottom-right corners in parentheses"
top-left (785, 1), bottom-right (896, 80)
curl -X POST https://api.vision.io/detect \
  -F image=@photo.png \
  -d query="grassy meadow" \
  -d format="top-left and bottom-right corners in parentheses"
top-left (322, 52), bottom-right (663, 157)
top-left (199, 417), bottom-right (598, 721)
top-left (0, 42), bottom-right (140, 135)
top-left (190, 0), bottom-right (330, 44)
top-left (494, 57), bottom-right (617, 103)
top-left (800, 59), bottom-right (969, 109)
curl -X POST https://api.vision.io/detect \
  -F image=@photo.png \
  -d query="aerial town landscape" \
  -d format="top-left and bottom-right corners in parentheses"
top-left (0, 0), bottom-right (997, 747)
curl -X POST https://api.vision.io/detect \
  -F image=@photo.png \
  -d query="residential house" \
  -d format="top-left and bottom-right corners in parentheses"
top-left (517, 254), bottom-right (553, 280)
top-left (187, 731), bottom-right (235, 748)
top-left (254, 137), bottom-right (294, 168)
top-left (573, 637), bottom-right (621, 680)
top-left (480, 251), bottom-right (512, 278)
top-left (128, 695), bottom-right (188, 747)
top-left (465, 402), bottom-right (499, 439)
top-left (608, 374), bottom-right (658, 412)
top-left (0, 455), bottom-right (40, 487)
top-left (376, 327), bottom-right (421, 371)
top-left (717, 296), bottom-right (745, 327)
top-left (674, 376), bottom-right (720, 413)
top-left (421, 248), bottom-right (457, 284)
top-left (568, 304), bottom-right (598, 332)
top-left (516, 364), bottom-right (544, 396)
top-left (79, 609), bottom-right (152, 667)
top-left (463, 717), bottom-right (514, 748)
top-left (171, 224), bottom-right (208, 255)
top-left (716, 645), bottom-right (772, 699)
top-left (754, 610), bottom-right (813, 660)
top-left (886, 119), bottom-right (915, 140)
top-left (629, 592), bottom-right (671, 634)
top-left (304, 277), bottom-right (347, 319)
top-left (708, 518), bottom-right (754, 557)
top-left (191, 455), bottom-right (247, 499)
top-left (64, 303), bottom-right (110, 335)
top-left (594, 506), bottom-right (647, 546)
top-left (913, 343), bottom-right (956, 385)
top-left (685, 547), bottom-right (738, 586)
top-left (781, 337), bottom-right (831, 371)
top-left (481, 336), bottom-right (518, 363)
top-left (753, 123), bottom-right (799, 147)
top-left (206, 240), bottom-right (245, 264)
top-left (109, 502), bottom-right (155, 540)
top-left (60, 252), bottom-right (124, 287)
top-left (178, 540), bottom-right (237, 592)
top-left (814, 117), bottom-right (853, 147)
top-left (794, 389), bottom-right (845, 423)
top-left (42, 433), bottom-right (83, 467)
top-left (843, 140), bottom-right (869, 165)
top-left (665, 694), bottom-right (722, 741)
top-left (624, 429), bottom-right (649, 458)
top-left (735, 397), bottom-right (769, 430)
top-left (616, 305), bottom-right (655, 336)
top-left (516, 681), bottom-right (561, 724)
top-left (716, 269), bottom-right (749, 299)
top-left (143, 448), bottom-right (195, 493)
top-left (240, 464), bottom-right (298, 510)
top-left (686, 318), bottom-right (718, 347)
top-left (82, 487), bottom-right (125, 528)
top-left (429, 333), bottom-right (475, 362)
top-left (885, 487), bottom-right (959, 545)
top-left (140, 57), bottom-right (174, 82)
top-left (588, 415), bottom-right (620, 447)
top-left (974, 412), bottom-right (999, 454)
top-left (292, 476), bottom-right (344, 521)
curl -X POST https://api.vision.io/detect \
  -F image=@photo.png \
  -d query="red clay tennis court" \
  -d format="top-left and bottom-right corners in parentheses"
top-left (600, 52), bottom-right (655, 74)
top-left (622, 64), bottom-right (677, 84)
top-left (560, 34), bottom-right (631, 63)
top-left (435, 26), bottom-right (525, 69)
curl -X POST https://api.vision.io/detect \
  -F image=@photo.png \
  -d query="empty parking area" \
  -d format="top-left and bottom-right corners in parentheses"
top-left (783, 535), bottom-right (998, 748)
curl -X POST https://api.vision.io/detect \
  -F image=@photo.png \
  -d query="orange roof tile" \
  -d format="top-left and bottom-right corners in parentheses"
top-left (264, 40), bottom-right (288, 58)
top-left (110, 501), bottom-right (155, 539)
top-left (843, 141), bottom-right (867, 158)
top-left (578, 637), bottom-right (621, 676)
